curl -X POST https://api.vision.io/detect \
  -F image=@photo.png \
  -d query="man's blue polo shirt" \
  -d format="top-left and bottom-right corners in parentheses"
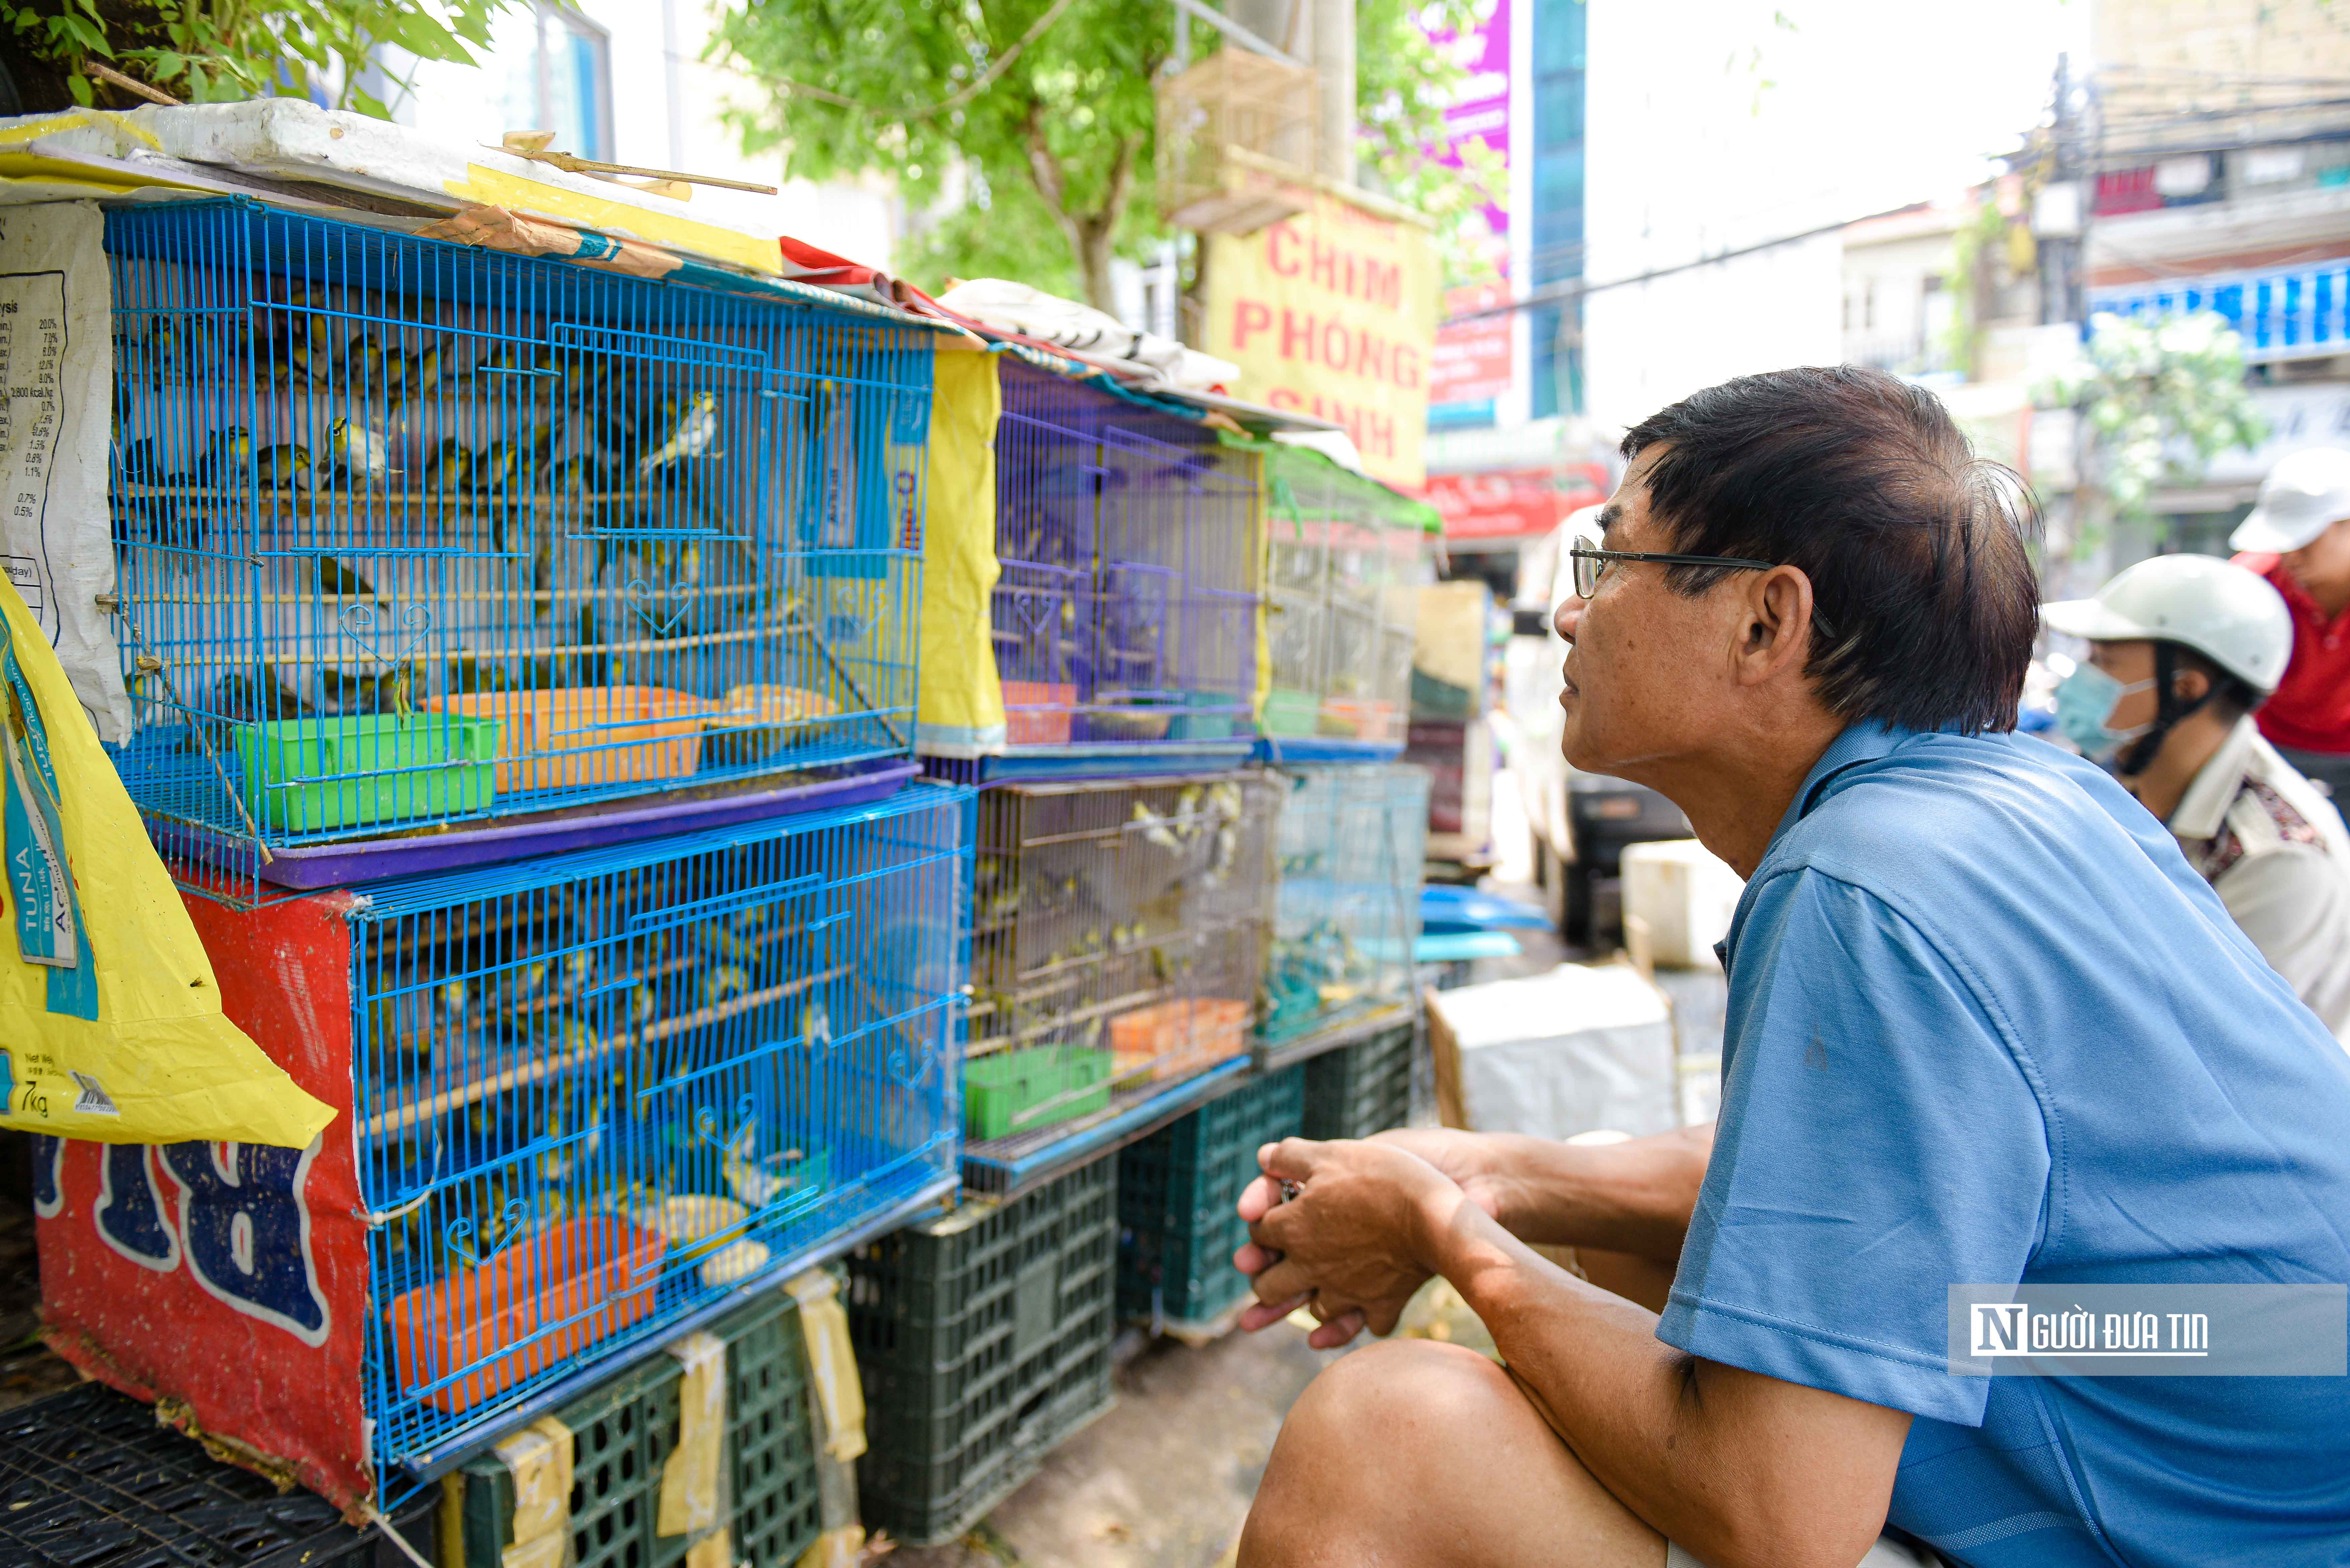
top-left (1656, 723), bottom-right (2350, 1565)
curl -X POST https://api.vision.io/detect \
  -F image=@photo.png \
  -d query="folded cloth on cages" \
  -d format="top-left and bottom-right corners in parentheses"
top-left (0, 101), bottom-right (790, 279)
top-left (936, 277), bottom-right (1240, 391)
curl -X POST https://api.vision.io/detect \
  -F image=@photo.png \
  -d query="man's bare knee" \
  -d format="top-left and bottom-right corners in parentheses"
top-left (1244, 1340), bottom-right (1663, 1568)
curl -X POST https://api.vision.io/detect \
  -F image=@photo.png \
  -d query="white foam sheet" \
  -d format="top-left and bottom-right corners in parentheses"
top-left (1433, 961), bottom-right (1680, 1140)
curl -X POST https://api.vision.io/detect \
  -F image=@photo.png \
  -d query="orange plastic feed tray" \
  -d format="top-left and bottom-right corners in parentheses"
top-left (1000, 680), bottom-right (1076, 745)
top-left (1319, 697), bottom-right (1399, 742)
top-left (386, 1216), bottom-right (668, 1415)
top-left (427, 686), bottom-right (711, 793)
top-left (1109, 997), bottom-right (1251, 1083)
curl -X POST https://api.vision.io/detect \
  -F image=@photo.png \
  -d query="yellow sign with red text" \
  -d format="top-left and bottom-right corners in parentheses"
top-left (1205, 188), bottom-right (1440, 489)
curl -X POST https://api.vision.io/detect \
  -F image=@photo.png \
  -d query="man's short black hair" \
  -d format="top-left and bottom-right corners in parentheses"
top-left (1620, 365), bottom-right (2041, 734)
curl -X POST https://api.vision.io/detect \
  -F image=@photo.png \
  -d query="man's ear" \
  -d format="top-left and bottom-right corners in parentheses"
top-left (2173, 664), bottom-right (2212, 703)
top-left (1733, 566), bottom-right (1817, 687)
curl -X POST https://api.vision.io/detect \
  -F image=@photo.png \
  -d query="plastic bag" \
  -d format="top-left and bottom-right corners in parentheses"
top-left (0, 576), bottom-right (334, 1147)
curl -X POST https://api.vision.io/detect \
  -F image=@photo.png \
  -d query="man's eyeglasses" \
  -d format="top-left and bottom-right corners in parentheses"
top-left (1568, 538), bottom-right (1778, 601)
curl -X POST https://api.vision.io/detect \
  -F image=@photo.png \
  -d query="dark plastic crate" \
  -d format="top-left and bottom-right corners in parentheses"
top-left (0, 1382), bottom-right (436, 1568)
top-left (453, 1286), bottom-right (824, 1568)
top-left (1302, 1024), bottom-right (1416, 1141)
top-left (1118, 1066), bottom-right (1305, 1325)
top-left (846, 1154), bottom-right (1118, 1545)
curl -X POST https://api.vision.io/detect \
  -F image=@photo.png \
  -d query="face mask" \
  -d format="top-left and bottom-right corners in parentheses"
top-left (2054, 663), bottom-right (2154, 759)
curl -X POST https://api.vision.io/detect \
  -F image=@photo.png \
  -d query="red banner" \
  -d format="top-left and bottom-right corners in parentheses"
top-left (1431, 282), bottom-right (1513, 407)
top-left (1425, 465), bottom-right (1609, 541)
top-left (38, 890), bottom-right (375, 1514)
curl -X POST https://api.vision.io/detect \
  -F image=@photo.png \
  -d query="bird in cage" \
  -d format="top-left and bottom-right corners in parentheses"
top-left (471, 440), bottom-right (525, 496)
top-left (192, 427), bottom-right (251, 491)
top-left (256, 442), bottom-right (314, 493)
top-left (280, 314), bottom-right (338, 387)
top-left (329, 417), bottom-right (394, 488)
top-left (639, 390), bottom-right (721, 479)
top-left (700, 963), bottom-right (752, 1013)
top-left (422, 436), bottom-right (473, 496)
top-left (386, 342), bottom-right (446, 408)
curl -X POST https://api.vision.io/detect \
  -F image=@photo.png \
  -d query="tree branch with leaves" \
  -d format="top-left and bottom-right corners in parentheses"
top-left (1, 0), bottom-right (520, 118)
top-left (2037, 310), bottom-right (2269, 558)
top-left (712, 0), bottom-right (1489, 308)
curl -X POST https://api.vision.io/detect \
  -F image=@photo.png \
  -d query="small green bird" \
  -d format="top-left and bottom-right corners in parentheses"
top-left (470, 441), bottom-right (521, 494)
top-left (257, 443), bottom-right (312, 492)
top-left (329, 418), bottom-right (391, 486)
top-left (284, 316), bottom-right (336, 386)
top-left (197, 426), bottom-right (252, 489)
top-left (423, 437), bottom-right (473, 494)
top-left (316, 555), bottom-right (378, 599)
top-left (637, 391), bottom-right (719, 478)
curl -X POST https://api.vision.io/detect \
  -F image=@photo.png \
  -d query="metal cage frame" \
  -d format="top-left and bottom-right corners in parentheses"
top-left (104, 200), bottom-right (934, 895)
top-left (1260, 449), bottom-right (1434, 757)
top-left (351, 783), bottom-right (967, 1497)
top-left (980, 358), bottom-right (1259, 769)
top-left (964, 772), bottom-right (1277, 1146)
top-left (1260, 764), bottom-right (1428, 1043)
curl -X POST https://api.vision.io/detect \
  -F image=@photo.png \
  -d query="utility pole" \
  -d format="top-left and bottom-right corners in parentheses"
top-left (2040, 52), bottom-right (2089, 328)
top-left (1313, 0), bottom-right (1355, 186)
top-left (1226, 0), bottom-right (1351, 186)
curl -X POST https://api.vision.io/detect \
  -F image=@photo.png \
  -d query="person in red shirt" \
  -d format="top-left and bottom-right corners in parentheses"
top-left (2231, 446), bottom-right (2350, 798)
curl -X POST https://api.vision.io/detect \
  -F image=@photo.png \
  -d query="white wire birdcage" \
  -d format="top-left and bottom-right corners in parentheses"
top-left (1156, 49), bottom-right (1319, 234)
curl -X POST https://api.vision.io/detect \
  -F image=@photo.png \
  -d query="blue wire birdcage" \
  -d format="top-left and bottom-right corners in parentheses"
top-left (1260, 764), bottom-right (1428, 1042)
top-left (982, 356), bottom-right (1258, 770)
top-left (103, 200), bottom-right (933, 892)
top-left (352, 783), bottom-right (967, 1503)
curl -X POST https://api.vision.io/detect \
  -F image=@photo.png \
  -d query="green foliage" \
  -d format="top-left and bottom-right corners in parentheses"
top-left (713, 0), bottom-right (1489, 304)
top-left (2037, 311), bottom-right (2269, 548)
top-left (2, 0), bottom-right (515, 117)
top-left (1360, 0), bottom-right (1496, 285)
top-left (897, 171), bottom-right (1085, 302)
top-left (714, 0), bottom-right (1168, 306)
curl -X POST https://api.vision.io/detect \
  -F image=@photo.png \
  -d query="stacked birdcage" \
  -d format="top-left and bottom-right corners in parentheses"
top-left (974, 355), bottom-right (1259, 774)
top-left (38, 192), bottom-right (974, 1524)
top-left (1259, 764), bottom-right (1429, 1044)
top-left (1259, 442), bottom-right (1438, 760)
top-left (105, 198), bottom-right (932, 899)
top-left (964, 774), bottom-right (1279, 1145)
top-left (38, 786), bottom-right (966, 1515)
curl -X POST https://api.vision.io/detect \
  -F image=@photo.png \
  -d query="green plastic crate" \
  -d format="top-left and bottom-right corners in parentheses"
top-left (237, 712), bottom-right (500, 832)
top-left (1301, 1024), bottom-right (1416, 1142)
top-left (451, 1286), bottom-right (826, 1568)
top-left (846, 1154), bottom-right (1118, 1545)
top-left (964, 1045), bottom-right (1113, 1141)
top-left (1117, 1066), bottom-right (1304, 1325)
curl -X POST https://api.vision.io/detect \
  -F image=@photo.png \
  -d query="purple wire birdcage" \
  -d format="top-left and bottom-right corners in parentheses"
top-left (987, 358), bottom-right (1258, 757)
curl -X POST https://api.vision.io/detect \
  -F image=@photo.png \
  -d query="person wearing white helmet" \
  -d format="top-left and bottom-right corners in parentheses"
top-left (2046, 553), bottom-right (2350, 1043)
top-left (2230, 446), bottom-right (2350, 799)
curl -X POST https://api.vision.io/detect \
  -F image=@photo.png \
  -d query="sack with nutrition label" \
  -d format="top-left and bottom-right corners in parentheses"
top-left (0, 576), bottom-right (332, 1146)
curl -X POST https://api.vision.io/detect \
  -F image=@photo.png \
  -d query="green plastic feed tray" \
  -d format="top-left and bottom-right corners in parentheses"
top-left (964, 1046), bottom-right (1113, 1142)
top-left (236, 711), bottom-right (501, 834)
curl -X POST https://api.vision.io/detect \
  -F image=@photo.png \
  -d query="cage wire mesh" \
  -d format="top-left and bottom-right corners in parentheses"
top-left (1261, 453), bottom-right (1434, 747)
top-left (1260, 765), bottom-right (1428, 1042)
top-left (964, 773), bottom-right (1276, 1145)
top-left (988, 359), bottom-right (1258, 752)
top-left (1154, 50), bottom-right (1319, 234)
top-left (352, 785), bottom-right (965, 1492)
top-left (104, 200), bottom-right (931, 893)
